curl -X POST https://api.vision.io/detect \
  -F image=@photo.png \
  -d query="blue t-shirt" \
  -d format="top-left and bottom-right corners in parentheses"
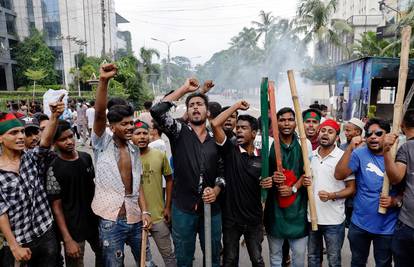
top-left (349, 146), bottom-right (399, 235)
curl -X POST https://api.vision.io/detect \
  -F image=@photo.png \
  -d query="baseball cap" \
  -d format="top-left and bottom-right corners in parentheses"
top-left (21, 116), bottom-right (40, 129)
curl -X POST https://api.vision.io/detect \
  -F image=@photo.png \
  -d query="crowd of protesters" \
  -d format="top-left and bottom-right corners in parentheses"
top-left (0, 63), bottom-right (413, 267)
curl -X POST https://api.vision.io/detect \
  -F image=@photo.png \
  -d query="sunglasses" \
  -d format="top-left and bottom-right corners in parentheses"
top-left (366, 130), bottom-right (384, 138)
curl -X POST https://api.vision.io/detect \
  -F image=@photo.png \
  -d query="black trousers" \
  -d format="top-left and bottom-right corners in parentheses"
top-left (222, 220), bottom-right (265, 267)
top-left (1, 227), bottom-right (59, 267)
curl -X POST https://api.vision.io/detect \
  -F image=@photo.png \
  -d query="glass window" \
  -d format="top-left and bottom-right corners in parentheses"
top-left (5, 14), bottom-right (16, 36)
top-left (0, 0), bottom-right (13, 10)
top-left (377, 86), bottom-right (396, 104)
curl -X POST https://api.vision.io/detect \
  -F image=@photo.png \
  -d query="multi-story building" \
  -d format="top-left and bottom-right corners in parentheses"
top-left (1, 0), bottom-right (121, 90)
top-left (325, 0), bottom-right (383, 63)
top-left (0, 0), bottom-right (18, 90)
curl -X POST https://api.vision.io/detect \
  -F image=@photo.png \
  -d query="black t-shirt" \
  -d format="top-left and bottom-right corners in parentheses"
top-left (151, 101), bottom-right (222, 214)
top-left (219, 138), bottom-right (263, 225)
top-left (46, 151), bottom-right (98, 242)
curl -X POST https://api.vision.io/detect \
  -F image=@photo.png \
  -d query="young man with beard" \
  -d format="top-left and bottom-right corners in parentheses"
top-left (335, 118), bottom-right (401, 267)
top-left (220, 106), bottom-right (238, 143)
top-left (339, 118), bottom-right (365, 151)
top-left (46, 120), bottom-right (102, 267)
top-left (264, 107), bottom-right (308, 267)
top-left (303, 108), bottom-right (322, 151)
top-left (210, 100), bottom-right (272, 267)
top-left (0, 98), bottom-right (65, 266)
top-left (303, 119), bottom-right (355, 267)
top-left (151, 78), bottom-right (225, 267)
top-left (383, 109), bottom-right (414, 267)
top-left (91, 64), bottom-right (152, 267)
top-left (132, 120), bottom-right (176, 267)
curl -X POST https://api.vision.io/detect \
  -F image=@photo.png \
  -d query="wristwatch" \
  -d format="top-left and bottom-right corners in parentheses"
top-left (292, 185), bottom-right (298, 194)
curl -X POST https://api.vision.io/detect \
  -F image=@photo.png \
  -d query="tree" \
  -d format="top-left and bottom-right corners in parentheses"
top-left (24, 68), bottom-right (47, 100)
top-left (139, 47), bottom-right (160, 84)
top-left (14, 29), bottom-right (58, 86)
top-left (252, 10), bottom-right (275, 49)
top-left (351, 31), bottom-right (394, 57)
top-left (296, 0), bottom-right (352, 63)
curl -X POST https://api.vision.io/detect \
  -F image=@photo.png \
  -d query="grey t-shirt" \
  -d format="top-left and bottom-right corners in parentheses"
top-left (396, 139), bottom-right (414, 228)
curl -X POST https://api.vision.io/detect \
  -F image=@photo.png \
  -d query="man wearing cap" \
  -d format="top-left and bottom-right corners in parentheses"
top-left (340, 118), bottom-right (365, 151)
top-left (339, 118), bottom-right (364, 227)
top-left (131, 120), bottom-right (176, 267)
top-left (303, 119), bottom-right (355, 267)
top-left (0, 98), bottom-right (64, 266)
top-left (21, 117), bottom-right (41, 149)
top-left (303, 109), bottom-right (322, 151)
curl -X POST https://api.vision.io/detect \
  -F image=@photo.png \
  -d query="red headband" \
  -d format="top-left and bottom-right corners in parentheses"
top-left (319, 119), bottom-right (340, 133)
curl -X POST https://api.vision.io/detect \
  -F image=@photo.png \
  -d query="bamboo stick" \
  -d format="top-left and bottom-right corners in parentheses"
top-left (379, 26), bottom-right (412, 214)
top-left (268, 81), bottom-right (283, 172)
top-left (287, 70), bottom-right (318, 231)
top-left (140, 228), bottom-right (148, 267)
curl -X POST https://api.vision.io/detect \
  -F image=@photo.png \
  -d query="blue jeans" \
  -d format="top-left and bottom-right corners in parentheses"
top-left (308, 223), bottom-right (345, 267)
top-left (267, 235), bottom-right (308, 267)
top-left (392, 220), bottom-right (414, 267)
top-left (171, 204), bottom-right (222, 267)
top-left (98, 218), bottom-right (154, 267)
top-left (348, 222), bottom-right (392, 267)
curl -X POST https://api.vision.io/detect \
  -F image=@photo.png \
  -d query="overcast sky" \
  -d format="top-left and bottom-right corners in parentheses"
top-left (115, 0), bottom-right (299, 65)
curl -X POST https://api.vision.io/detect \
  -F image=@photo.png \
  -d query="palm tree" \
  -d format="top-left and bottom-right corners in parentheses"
top-left (296, 0), bottom-right (352, 63)
top-left (139, 47), bottom-right (160, 83)
top-left (351, 31), bottom-right (394, 57)
top-left (229, 27), bottom-right (258, 50)
top-left (252, 10), bottom-right (275, 49)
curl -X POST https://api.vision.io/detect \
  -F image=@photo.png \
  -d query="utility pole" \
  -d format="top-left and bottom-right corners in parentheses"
top-left (101, 0), bottom-right (106, 57)
top-left (150, 38), bottom-right (186, 89)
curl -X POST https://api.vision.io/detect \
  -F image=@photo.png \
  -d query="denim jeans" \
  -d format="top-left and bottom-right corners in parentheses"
top-left (171, 204), bottom-right (222, 267)
top-left (348, 222), bottom-right (392, 267)
top-left (1, 227), bottom-right (59, 267)
top-left (392, 220), bottom-right (414, 267)
top-left (98, 218), bottom-right (155, 267)
top-left (308, 223), bottom-right (345, 267)
top-left (150, 220), bottom-right (177, 267)
top-left (267, 235), bottom-right (308, 267)
top-left (222, 220), bottom-right (265, 267)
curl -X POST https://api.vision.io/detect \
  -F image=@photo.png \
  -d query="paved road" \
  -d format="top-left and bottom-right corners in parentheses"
top-left (80, 95), bottom-right (376, 266)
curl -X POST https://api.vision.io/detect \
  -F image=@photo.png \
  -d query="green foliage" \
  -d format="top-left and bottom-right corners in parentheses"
top-left (351, 31), bottom-right (395, 57)
top-left (296, 0), bottom-right (352, 63)
top-left (24, 69), bottom-right (47, 82)
top-left (14, 29), bottom-right (58, 86)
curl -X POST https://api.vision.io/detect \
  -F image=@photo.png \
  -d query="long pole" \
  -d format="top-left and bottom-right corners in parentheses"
top-left (260, 77), bottom-right (270, 204)
top-left (268, 81), bottom-right (283, 172)
top-left (101, 0), bottom-right (106, 57)
top-left (140, 228), bottom-right (148, 267)
top-left (379, 25), bottom-right (412, 214)
top-left (204, 203), bottom-right (212, 267)
top-left (287, 70), bottom-right (318, 231)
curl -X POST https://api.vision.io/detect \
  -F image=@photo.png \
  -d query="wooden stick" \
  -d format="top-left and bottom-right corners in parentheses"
top-left (379, 26), bottom-right (412, 214)
top-left (287, 70), bottom-right (318, 231)
top-left (403, 81), bottom-right (414, 115)
top-left (268, 81), bottom-right (283, 172)
top-left (140, 228), bottom-right (148, 267)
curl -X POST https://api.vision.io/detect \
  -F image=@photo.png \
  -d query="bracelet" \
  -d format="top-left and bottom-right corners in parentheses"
top-left (142, 211), bottom-right (151, 216)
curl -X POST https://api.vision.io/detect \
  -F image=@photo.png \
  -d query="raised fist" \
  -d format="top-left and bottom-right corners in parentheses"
top-left (99, 63), bottom-right (117, 80)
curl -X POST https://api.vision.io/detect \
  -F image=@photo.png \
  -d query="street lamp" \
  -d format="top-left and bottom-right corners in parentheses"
top-left (378, 0), bottom-right (402, 57)
top-left (151, 37), bottom-right (186, 88)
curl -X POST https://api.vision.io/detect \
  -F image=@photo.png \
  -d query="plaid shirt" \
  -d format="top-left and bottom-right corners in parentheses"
top-left (0, 147), bottom-right (55, 245)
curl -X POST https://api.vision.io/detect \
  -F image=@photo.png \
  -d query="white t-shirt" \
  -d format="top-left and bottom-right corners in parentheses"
top-left (149, 139), bottom-right (167, 153)
top-left (86, 107), bottom-right (95, 129)
top-left (149, 138), bottom-right (168, 188)
top-left (308, 146), bottom-right (355, 225)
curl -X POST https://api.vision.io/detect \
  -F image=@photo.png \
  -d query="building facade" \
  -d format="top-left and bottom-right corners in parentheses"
top-left (1, 0), bottom-right (119, 90)
top-left (0, 0), bottom-right (18, 90)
